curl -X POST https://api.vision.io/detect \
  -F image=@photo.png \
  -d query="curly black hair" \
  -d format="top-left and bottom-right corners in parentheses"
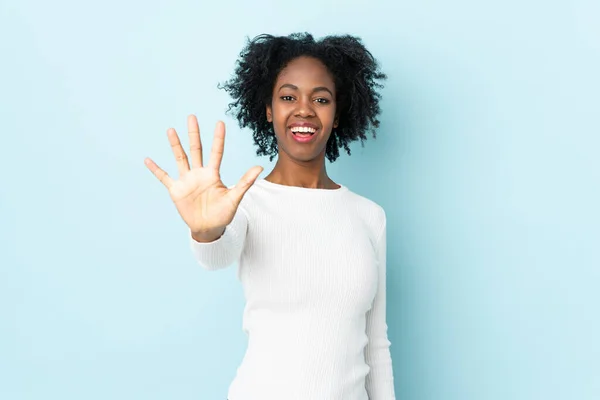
top-left (219, 32), bottom-right (387, 162)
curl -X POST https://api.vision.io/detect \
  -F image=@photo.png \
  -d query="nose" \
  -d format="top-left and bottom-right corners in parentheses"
top-left (294, 97), bottom-right (315, 118)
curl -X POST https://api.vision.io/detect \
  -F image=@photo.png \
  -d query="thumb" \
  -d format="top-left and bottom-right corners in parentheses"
top-left (227, 166), bottom-right (264, 206)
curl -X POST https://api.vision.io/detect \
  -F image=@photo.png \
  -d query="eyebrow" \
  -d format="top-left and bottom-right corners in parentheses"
top-left (278, 83), bottom-right (334, 97)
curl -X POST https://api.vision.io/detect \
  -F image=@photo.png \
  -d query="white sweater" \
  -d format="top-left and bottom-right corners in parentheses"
top-left (190, 179), bottom-right (396, 400)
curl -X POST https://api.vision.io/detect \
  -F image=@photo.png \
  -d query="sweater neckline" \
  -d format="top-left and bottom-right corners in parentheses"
top-left (255, 178), bottom-right (348, 194)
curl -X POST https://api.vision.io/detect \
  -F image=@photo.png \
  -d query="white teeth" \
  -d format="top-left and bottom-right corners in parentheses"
top-left (290, 126), bottom-right (317, 133)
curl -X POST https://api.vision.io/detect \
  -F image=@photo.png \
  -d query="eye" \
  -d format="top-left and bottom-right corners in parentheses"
top-left (280, 95), bottom-right (295, 101)
top-left (315, 98), bottom-right (330, 104)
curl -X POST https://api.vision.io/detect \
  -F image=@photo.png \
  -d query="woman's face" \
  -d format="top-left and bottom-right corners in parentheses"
top-left (266, 56), bottom-right (338, 163)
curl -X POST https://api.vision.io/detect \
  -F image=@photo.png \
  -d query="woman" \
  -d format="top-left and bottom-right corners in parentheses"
top-left (144, 32), bottom-right (395, 400)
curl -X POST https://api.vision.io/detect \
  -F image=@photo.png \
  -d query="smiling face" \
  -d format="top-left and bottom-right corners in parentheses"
top-left (266, 56), bottom-right (339, 163)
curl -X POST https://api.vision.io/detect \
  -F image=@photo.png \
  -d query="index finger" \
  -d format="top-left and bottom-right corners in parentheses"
top-left (207, 121), bottom-right (226, 171)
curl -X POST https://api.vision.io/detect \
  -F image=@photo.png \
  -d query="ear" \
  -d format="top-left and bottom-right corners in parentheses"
top-left (333, 116), bottom-right (339, 129)
top-left (266, 104), bottom-right (273, 122)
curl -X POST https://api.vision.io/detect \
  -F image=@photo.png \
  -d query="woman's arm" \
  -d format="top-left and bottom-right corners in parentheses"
top-left (190, 206), bottom-right (248, 271)
top-left (365, 216), bottom-right (396, 399)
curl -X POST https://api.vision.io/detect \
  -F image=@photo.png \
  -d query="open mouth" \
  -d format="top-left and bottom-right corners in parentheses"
top-left (290, 126), bottom-right (317, 137)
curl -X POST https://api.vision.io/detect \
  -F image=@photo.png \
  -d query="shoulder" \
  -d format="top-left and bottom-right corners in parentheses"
top-left (342, 188), bottom-right (387, 234)
top-left (343, 188), bottom-right (386, 217)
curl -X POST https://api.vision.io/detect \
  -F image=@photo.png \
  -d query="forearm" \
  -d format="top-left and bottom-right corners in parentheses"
top-left (365, 334), bottom-right (395, 399)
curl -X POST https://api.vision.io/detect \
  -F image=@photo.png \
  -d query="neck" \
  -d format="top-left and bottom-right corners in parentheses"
top-left (265, 152), bottom-right (339, 190)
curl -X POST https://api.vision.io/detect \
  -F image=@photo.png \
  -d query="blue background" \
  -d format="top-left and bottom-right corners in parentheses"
top-left (1, 0), bottom-right (598, 399)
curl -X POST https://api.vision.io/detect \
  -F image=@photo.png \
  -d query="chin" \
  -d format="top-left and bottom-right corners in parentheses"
top-left (275, 133), bottom-right (329, 163)
top-left (280, 147), bottom-right (326, 163)
top-left (293, 154), bottom-right (321, 163)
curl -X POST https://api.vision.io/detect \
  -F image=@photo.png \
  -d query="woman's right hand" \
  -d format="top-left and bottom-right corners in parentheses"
top-left (144, 115), bottom-right (263, 241)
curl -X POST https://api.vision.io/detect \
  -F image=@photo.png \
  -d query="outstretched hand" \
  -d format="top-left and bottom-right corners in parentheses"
top-left (145, 115), bottom-right (263, 238)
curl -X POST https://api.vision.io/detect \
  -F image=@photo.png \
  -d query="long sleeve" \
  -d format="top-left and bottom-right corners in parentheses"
top-left (364, 217), bottom-right (396, 399)
top-left (189, 206), bottom-right (248, 270)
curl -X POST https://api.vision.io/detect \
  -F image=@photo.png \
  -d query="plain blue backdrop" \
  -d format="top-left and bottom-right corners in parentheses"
top-left (1, 0), bottom-right (598, 399)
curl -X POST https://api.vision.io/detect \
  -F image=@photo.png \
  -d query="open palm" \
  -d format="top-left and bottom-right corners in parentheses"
top-left (145, 115), bottom-right (263, 236)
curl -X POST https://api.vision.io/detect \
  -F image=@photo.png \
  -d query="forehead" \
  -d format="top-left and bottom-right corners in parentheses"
top-left (275, 56), bottom-right (335, 88)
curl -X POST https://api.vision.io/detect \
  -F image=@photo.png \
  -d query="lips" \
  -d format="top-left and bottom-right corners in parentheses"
top-left (287, 122), bottom-right (320, 143)
top-left (289, 128), bottom-right (317, 143)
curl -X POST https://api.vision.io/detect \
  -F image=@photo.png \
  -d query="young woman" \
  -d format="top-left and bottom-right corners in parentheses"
top-left (145, 32), bottom-right (395, 400)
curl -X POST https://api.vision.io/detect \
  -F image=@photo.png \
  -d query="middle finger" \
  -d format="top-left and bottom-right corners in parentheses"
top-left (187, 115), bottom-right (203, 168)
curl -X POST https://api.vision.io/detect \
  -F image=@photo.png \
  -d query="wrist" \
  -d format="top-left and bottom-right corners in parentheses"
top-left (191, 227), bottom-right (226, 243)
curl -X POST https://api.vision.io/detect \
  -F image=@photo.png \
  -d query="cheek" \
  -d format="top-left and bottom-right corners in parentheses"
top-left (275, 107), bottom-right (287, 121)
top-left (271, 109), bottom-right (288, 137)
top-left (321, 108), bottom-right (337, 128)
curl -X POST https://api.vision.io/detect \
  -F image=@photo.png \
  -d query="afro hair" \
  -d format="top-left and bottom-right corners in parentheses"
top-left (219, 32), bottom-right (387, 162)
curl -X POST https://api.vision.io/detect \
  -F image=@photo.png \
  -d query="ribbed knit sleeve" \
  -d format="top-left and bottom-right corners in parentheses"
top-left (189, 206), bottom-right (248, 271)
top-left (364, 216), bottom-right (396, 399)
